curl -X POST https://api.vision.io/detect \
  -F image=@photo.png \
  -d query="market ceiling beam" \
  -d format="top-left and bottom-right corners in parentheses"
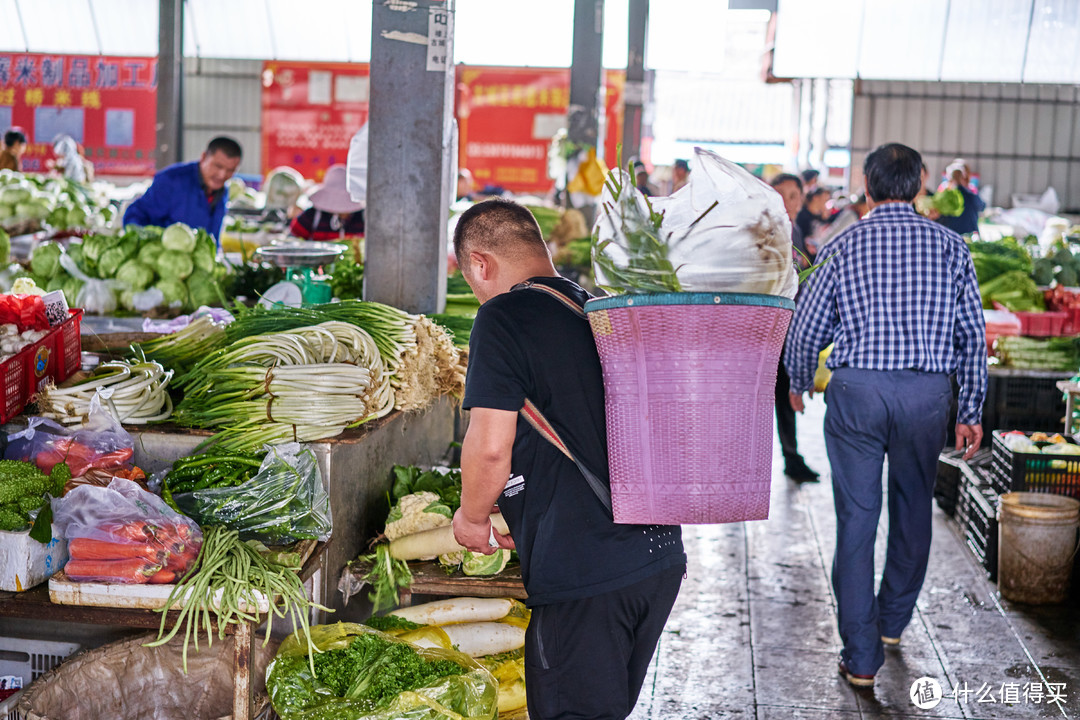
top-left (364, 0), bottom-right (455, 315)
top-left (156, 0), bottom-right (183, 169)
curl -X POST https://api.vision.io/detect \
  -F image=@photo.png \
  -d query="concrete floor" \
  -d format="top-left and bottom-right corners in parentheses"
top-left (628, 396), bottom-right (1080, 720)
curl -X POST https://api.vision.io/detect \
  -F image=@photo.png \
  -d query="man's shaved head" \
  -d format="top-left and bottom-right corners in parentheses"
top-left (453, 198), bottom-right (550, 273)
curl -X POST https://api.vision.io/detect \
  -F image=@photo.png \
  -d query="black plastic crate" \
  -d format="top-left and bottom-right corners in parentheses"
top-left (949, 371), bottom-right (1071, 448)
top-left (989, 431), bottom-right (1080, 499)
top-left (994, 374), bottom-right (1067, 420)
top-left (958, 460), bottom-right (999, 581)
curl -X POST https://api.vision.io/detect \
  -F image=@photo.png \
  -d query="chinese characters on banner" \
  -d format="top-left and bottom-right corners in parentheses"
top-left (261, 61), bottom-right (371, 182)
top-left (0, 53), bottom-right (157, 176)
top-left (260, 61), bottom-right (625, 195)
top-left (456, 66), bottom-right (624, 195)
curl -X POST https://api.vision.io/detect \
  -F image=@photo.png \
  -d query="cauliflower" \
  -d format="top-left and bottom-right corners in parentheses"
top-left (384, 491), bottom-right (453, 542)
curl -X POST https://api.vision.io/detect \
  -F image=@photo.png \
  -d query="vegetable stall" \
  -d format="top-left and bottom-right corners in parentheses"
top-left (938, 227), bottom-right (1080, 588)
top-left (0, 268), bottom-right (485, 718)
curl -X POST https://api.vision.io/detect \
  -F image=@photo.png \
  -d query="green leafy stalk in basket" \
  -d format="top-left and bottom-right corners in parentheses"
top-left (592, 159), bottom-right (717, 295)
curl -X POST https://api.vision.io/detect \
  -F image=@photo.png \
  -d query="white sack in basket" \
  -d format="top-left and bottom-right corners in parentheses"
top-left (594, 147), bottom-right (797, 299)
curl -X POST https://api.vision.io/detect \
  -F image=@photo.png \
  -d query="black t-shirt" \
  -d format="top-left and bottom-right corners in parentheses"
top-left (463, 275), bottom-right (685, 606)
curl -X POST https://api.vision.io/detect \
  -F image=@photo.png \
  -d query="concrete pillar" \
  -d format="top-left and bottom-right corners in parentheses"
top-left (621, 0), bottom-right (648, 164)
top-left (156, 0), bottom-right (183, 168)
top-left (364, 0), bottom-right (455, 314)
top-left (569, 0), bottom-right (604, 150)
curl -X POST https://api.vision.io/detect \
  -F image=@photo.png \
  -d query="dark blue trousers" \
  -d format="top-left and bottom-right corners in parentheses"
top-left (824, 368), bottom-right (952, 675)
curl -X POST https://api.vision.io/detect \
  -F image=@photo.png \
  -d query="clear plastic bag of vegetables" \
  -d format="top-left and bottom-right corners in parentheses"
top-left (174, 443), bottom-right (332, 545)
top-left (593, 147), bottom-right (797, 298)
top-left (266, 622), bottom-right (498, 720)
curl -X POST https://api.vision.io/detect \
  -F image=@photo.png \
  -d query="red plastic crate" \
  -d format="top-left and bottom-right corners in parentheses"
top-left (1014, 310), bottom-right (1067, 337)
top-left (0, 309), bottom-right (82, 423)
top-left (1061, 306), bottom-right (1080, 335)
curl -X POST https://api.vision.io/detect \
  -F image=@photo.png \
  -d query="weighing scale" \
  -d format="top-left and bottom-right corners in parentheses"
top-left (254, 241), bottom-right (345, 307)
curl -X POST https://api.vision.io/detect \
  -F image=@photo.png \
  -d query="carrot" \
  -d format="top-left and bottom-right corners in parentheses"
top-left (165, 546), bottom-right (198, 572)
top-left (99, 521), bottom-right (155, 543)
top-left (69, 537), bottom-right (166, 563)
top-left (147, 569), bottom-right (176, 584)
top-left (65, 558), bottom-right (162, 584)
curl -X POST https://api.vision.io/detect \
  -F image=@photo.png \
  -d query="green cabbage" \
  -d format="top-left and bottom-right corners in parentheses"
top-left (30, 242), bottom-right (62, 279)
top-left (115, 259), bottom-right (155, 291)
top-left (119, 289), bottom-right (137, 312)
top-left (67, 206), bottom-right (88, 228)
top-left (0, 205), bottom-right (13, 220)
top-left (155, 278), bottom-right (187, 306)
top-left (156, 249), bottom-right (194, 280)
top-left (45, 274), bottom-right (66, 293)
top-left (162, 222), bottom-right (197, 253)
top-left (15, 200), bottom-right (50, 220)
top-left (62, 276), bottom-right (84, 305)
top-left (185, 269), bottom-right (224, 308)
top-left (138, 242), bottom-right (165, 267)
top-left (1, 187), bottom-right (31, 205)
top-left (46, 206), bottom-right (68, 229)
top-left (98, 247), bottom-right (129, 278)
top-left (192, 230), bottom-right (218, 272)
top-left (81, 235), bottom-right (108, 264)
top-left (461, 549), bottom-right (510, 576)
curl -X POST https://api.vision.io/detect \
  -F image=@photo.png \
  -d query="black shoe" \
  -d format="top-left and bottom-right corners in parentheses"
top-left (785, 462), bottom-right (820, 483)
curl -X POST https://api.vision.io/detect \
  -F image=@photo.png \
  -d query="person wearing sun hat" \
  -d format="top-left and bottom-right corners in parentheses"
top-left (289, 164), bottom-right (365, 241)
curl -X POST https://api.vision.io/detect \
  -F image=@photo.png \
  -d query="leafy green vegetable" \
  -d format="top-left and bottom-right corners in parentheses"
top-left (390, 465), bottom-right (461, 510)
top-left (357, 544), bottom-right (413, 613)
top-left (979, 270), bottom-right (1045, 312)
top-left (0, 228), bottom-right (11, 266)
top-left (363, 615), bottom-right (424, 633)
top-left (267, 624), bottom-right (495, 720)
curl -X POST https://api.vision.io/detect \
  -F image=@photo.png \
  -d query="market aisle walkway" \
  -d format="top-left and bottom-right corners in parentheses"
top-left (628, 397), bottom-right (1080, 720)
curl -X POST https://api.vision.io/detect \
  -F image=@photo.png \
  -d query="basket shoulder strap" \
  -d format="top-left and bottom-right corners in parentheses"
top-left (520, 399), bottom-right (613, 517)
top-left (511, 280), bottom-right (587, 319)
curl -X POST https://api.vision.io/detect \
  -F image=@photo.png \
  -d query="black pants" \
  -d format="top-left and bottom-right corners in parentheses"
top-left (775, 360), bottom-right (802, 467)
top-left (524, 565), bottom-right (684, 720)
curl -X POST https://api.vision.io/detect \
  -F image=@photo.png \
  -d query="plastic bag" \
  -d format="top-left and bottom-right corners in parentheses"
top-left (346, 123), bottom-right (368, 206)
top-left (266, 623), bottom-right (498, 720)
top-left (174, 443), bottom-right (331, 545)
top-left (593, 147), bottom-right (797, 298)
top-left (6, 400), bottom-right (134, 477)
top-left (51, 477), bottom-right (202, 584)
top-left (59, 252), bottom-right (120, 315)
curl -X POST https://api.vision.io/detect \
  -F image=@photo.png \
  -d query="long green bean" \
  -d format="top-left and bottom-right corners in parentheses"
top-left (147, 525), bottom-right (328, 673)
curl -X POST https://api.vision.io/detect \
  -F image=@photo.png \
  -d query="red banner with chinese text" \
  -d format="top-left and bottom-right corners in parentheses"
top-left (261, 61), bottom-right (370, 182)
top-left (0, 53), bottom-right (157, 176)
top-left (260, 62), bottom-right (624, 195)
top-left (455, 66), bottom-right (625, 195)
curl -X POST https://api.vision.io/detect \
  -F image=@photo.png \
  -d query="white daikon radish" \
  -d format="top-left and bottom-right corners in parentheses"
top-left (401, 622), bottom-right (526, 657)
top-left (389, 513), bottom-right (511, 561)
top-left (389, 596), bottom-right (514, 626)
top-left (442, 622), bottom-right (525, 657)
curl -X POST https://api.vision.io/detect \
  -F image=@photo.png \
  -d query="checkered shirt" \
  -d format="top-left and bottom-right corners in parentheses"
top-left (784, 202), bottom-right (987, 425)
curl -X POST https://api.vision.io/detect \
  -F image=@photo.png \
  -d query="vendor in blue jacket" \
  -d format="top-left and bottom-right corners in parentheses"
top-left (123, 136), bottom-right (242, 239)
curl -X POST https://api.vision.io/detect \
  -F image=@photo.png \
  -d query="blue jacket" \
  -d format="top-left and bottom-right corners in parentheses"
top-left (123, 161), bottom-right (227, 239)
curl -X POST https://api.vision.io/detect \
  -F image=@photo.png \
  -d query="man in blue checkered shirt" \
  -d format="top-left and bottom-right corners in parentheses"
top-left (785, 143), bottom-right (987, 689)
